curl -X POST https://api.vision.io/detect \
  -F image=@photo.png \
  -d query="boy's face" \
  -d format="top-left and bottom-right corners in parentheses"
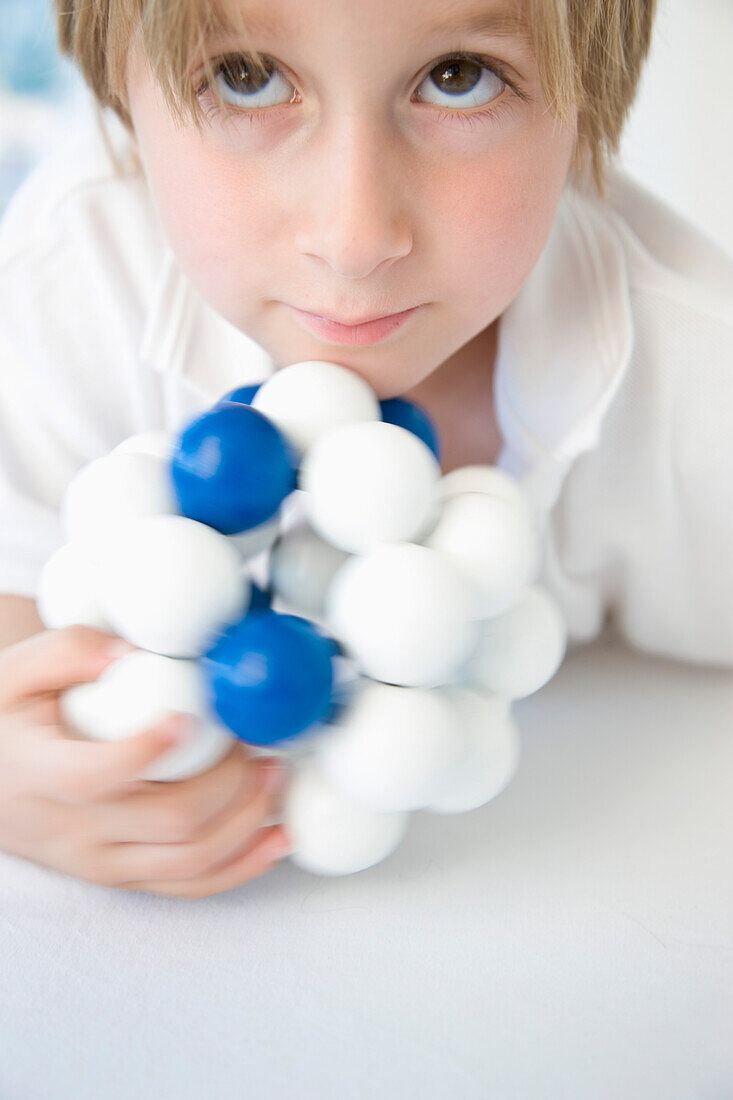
top-left (125, 0), bottom-right (577, 398)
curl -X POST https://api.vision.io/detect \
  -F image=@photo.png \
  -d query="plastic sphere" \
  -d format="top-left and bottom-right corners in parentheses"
top-left (37, 542), bottom-right (111, 631)
top-left (96, 515), bottom-right (250, 658)
top-left (62, 451), bottom-right (178, 550)
top-left (424, 687), bottom-right (519, 813)
top-left (462, 586), bottom-right (568, 699)
top-left (315, 680), bottom-right (460, 813)
top-left (437, 464), bottom-right (526, 507)
top-left (425, 493), bottom-right (541, 618)
top-left (113, 430), bottom-right (175, 461)
top-left (228, 514), bottom-right (281, 560)
top-left (301, 421), bottom-right (440, 554)
top-left (252, 360), bottom-right (380, 457)
top-left (326, 543), bottom-right (480, 687)
top-left (283, 759), bottom-right (409, 875)
top-left (170, 402), bottom-right (298, 535)
top-left (379, 397), bottom-right (441, 461)
top-left (269, 522), bottom-right (350, 620)
top-left (218, 383), bottom-right (261, 406)
top-left (256, 718), bottom-right (340, 770)
top-left (199, 610), bottom-right (337, 746)
top-left (60, 650), bottom-right (233, 782)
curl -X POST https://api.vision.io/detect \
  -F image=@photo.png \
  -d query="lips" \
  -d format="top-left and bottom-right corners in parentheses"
top-left (301, 307), bottom-right (415, 326)
top-left (287, 304), bottom-right (421, 347)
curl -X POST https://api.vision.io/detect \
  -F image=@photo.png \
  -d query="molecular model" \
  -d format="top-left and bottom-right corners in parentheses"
top-left (38, 360), bottom-right (568, 877)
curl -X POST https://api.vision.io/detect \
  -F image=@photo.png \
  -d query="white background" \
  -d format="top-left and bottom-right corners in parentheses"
top-left (619, 0), bottom-right (733, 257)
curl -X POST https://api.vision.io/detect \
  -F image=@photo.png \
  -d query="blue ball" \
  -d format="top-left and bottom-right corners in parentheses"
top-left (171, 402), bottom-right (298, 535)
top-left (199, 610), bottom-right (336, 746)
top-left (218, 383), bottom-right (261, 406)
top-left (379, 397), bottom-right (441, 461)
top-left (248, 582), bottom-right (273, 611)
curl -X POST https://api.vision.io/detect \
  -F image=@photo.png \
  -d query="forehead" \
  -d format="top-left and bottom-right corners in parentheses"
top-left (212, 0), bottom-right (532, 47)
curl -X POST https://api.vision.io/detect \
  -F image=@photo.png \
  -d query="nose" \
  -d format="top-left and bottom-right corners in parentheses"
top-left (293, 115), bottom-right (413, 279)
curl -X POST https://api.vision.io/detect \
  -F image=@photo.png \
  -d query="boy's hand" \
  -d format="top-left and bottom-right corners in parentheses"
top-left (0, 624), bottom-right (291, 898)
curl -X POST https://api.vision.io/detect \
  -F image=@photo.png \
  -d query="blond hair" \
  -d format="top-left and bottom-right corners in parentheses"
top-left (54, 0), bottom-right (657, 197)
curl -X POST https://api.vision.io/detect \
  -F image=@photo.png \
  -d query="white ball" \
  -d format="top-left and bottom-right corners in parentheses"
top-left (63, 451), bottom-right (179, 553)
top-left (419, 465), bottom-right (531, 543)
top-left (113, 430), bottom-right (175, 461)
top-left (269, 522), bottom-right (350, 620)
top-left (462, 586), bottom-right (568, 699)
top-left (229, 514), bottom-right (281, 560)
top-left (425, 687), bottom-right (520, 814)
top-left (96, 515), bottom-right (250, 658)
top-left (316, 679), bottom-right (460, 812)
top-left (60, 650), bottom-right (233, 782)
top-left (301, 421), bottom-right (440, 554)
top-left (283, 759), bottom-right (408, 875)
top-left (277, 487), bottom-right (310, 536)
top-left (438, 464), bottom-right (526, 507)
top-left (326, 543), bottom-right (480, 687)
top-left (252, 360), bottom-right (380, 456)
top-left (37, 542), bottom-right (111, 631)
top-left (425, 492), bottom-right (541, 618)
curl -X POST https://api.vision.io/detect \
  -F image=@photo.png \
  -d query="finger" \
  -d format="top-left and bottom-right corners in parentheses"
top-left (122, 824), bottom-right (293, 898)
top-left (97, 741), bottom-right (262, 843)
top-left (6, 692), bottom-right (60, 732)
top-left (100, 762), bottom-right (289, 884)
top-left (0, 624), bottom-right (136, 709)
top-left (37, 713), bottom-right (194, 804)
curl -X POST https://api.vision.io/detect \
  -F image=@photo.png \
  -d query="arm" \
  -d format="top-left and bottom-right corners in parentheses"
top-left (0, 595), bottom-right (45, 652)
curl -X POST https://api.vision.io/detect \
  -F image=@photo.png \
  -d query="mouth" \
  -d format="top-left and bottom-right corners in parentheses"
top-left (286, 304), bottom-right (422, 347)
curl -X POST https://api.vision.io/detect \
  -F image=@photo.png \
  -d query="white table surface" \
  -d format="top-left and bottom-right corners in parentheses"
top-left (1, 626), bottom-right (731, 1100)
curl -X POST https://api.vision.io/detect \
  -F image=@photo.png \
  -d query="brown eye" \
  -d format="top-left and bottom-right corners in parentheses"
top-left (219, 55), bottom-right (273, 96)
top-left (430, 58), bottom-right (483, 97)
top-left (416, 54), bottom-right (506, 111)
top-left (211, 54), bottom-right (294, 109)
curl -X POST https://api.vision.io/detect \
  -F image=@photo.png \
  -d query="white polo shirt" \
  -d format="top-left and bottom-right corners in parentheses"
top-left (1, 108), bottom-right (732, 668)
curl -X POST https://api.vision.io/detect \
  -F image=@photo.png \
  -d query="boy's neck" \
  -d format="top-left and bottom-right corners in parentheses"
top-left (404, 317), bottom-right (502, 474)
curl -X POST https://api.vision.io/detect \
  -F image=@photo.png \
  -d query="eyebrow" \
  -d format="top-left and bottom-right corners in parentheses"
top-left (423, 11), bottom-right (532, 46)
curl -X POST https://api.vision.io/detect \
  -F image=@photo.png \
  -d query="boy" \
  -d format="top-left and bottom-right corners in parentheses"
top-left (0, 0), bottom-right (731, 898)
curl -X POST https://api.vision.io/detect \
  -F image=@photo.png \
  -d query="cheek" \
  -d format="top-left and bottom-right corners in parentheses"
top-left (138, 124), bottom-right (274, 304)
top-left (428, 124), bottom-right (573, 316)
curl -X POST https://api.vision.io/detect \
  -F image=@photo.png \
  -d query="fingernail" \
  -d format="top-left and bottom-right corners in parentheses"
top-left (259, 761), bottom-right (289, 795)
top-left (160, 713), bottom-right (195, 744)
top-left (103, 638), bottom-right (137, 663)
top-left (265, 832), bottom-right (294, 862)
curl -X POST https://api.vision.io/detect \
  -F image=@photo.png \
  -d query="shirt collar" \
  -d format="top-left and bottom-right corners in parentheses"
top-left (139, 175), bottom-right (633, 509)
top-left (492, 172), bottom-right (633, 507)
top-left (138, 246), bottom-right (277, 398)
